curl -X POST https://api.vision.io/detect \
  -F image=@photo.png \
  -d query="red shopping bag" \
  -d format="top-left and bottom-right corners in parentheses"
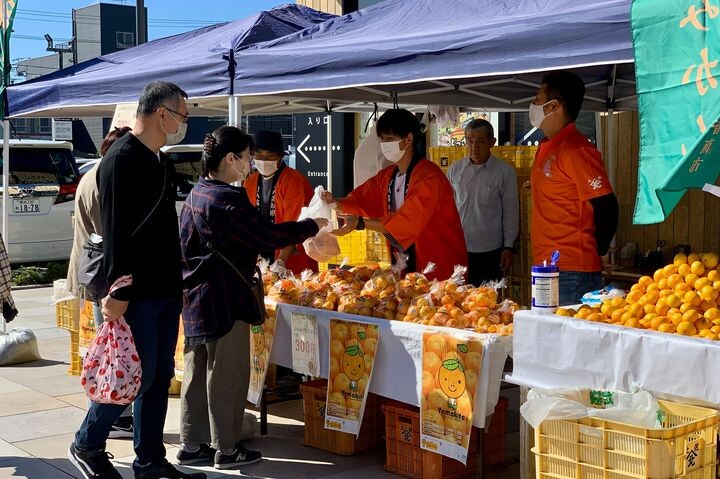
top-left (81, 276), bottom-right (141, 405)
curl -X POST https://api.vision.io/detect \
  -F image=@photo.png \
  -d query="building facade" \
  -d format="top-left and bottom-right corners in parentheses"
top-left (16, 3), bottom-right (146, 152)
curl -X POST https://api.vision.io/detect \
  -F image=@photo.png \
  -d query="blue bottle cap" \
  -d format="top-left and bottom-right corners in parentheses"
top-left (532, 265), bottom-right (559, 273)
top-left (551, 250), bottom-right (560, 266)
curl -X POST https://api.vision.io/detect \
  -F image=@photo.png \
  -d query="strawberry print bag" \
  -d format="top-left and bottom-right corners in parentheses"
top-left (81, 275), bottom-right (141, 404)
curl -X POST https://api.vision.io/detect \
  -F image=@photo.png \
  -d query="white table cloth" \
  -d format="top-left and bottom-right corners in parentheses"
top-left (507, 310), bottom-right (720, 408)
top-left (269, 303), bottom-right (512, 428)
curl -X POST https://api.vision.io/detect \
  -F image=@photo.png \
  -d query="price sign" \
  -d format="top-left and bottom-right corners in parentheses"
top-left (291, 312), bottom-right (319, 376)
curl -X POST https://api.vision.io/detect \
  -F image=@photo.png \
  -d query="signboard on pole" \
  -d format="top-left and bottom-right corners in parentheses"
top-left (293, 113), bottom-right (346, 193)
top-left (52, 119), bottom-right (72, 141)
top-left (111, 102), bottom-right (138, 129)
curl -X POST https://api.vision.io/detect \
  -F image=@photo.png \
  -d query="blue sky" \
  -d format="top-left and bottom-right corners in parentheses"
top-left (10, 1), bottom-right (287, 65)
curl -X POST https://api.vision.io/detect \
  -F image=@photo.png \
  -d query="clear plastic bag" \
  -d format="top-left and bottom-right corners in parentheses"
top-left (298, 186), bottom-right (340, 262)
top-left (81, 276), bottom-right (142, 405)
top-left (520, 387), bottom-right (662, 429)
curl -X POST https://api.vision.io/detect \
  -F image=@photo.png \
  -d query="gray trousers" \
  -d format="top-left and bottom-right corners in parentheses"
top-left (180, 320), bottom-right (250, 451)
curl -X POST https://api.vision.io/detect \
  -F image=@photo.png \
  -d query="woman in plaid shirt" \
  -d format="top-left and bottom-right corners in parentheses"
top-left (177, 126), bottom-right (326, 471)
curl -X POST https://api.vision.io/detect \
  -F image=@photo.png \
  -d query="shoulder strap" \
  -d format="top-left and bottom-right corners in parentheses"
top-left (129, 157), bottom-right (168, 238)
top-left (189, 190), bottom-right (256, 290)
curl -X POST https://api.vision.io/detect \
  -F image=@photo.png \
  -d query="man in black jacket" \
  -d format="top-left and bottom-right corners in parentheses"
top-left (68, 82), bottom-right (206, 479)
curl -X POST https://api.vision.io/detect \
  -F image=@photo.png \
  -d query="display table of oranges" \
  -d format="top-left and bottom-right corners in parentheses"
top-left (263, 265), bottom-right (517, 336)
top-left (558, 253), bottom-right (720, 340)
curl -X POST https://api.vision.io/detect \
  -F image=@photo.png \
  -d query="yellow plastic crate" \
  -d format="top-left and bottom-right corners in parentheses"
top-left (55, 298), bottom-right (80, 332)
top-left (533, 399), bottom-right (719, 479)
top-left (319, 230), bottom-right (391, 270)
top-left (68, 330), bottom-right (81, 376)
top-left (429, 146), bottom-right (465, 174)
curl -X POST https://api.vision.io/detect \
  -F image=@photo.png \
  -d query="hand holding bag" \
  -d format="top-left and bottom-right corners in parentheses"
top-left (81, 275), bottom-right (142, 405)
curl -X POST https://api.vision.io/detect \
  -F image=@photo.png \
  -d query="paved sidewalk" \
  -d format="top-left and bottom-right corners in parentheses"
top-left (0, 287), bottom-right (518, 479)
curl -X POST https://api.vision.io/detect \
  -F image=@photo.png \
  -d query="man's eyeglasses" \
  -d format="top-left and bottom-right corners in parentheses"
top-left (163, 106), bottom-right (189, 124)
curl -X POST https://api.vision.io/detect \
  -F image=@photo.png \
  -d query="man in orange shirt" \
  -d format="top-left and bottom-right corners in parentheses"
top-left (244, 130), bottom-right (317, 274)
top-left (530, 71), bottom-right (618, 305)
top-left (322, 109), bottom-right (467, 281)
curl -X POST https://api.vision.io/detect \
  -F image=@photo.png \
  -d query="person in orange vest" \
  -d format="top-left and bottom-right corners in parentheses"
top-left (321, 109), bottom-right (467, 281)
top-left (244, 130), bottom-right (317, 274)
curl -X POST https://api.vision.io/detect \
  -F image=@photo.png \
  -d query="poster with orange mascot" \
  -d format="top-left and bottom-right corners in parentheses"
top-left (324, 319), bottom-right (380, 436)
top-left (247, 307), bottom-right (278, 405)
top-left (420, 331), bottom-right (483, 464)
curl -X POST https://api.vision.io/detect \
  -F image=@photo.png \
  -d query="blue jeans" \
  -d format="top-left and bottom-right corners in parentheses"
top-left (91, 302), bottom-right (131, 418)
top-left (559, 271), bottom-right (602, 306)
top-left (76, 298), bottom-right (181, 466)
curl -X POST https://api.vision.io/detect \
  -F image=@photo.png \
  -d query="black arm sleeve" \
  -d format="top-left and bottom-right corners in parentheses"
top-left (589, 193), bottom-right (619, 256)
top-left (98, 152), bottom-right (135, 301)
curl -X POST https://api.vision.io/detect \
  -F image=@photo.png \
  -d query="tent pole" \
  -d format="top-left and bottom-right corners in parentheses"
top-left (228, 96), bottom-right (241, 127)
top-left (607, 108), bottom-right (617, 257)
top-left (326, 110), bottom-right (333, 192)
top-left (1, 120), bottom-right (8, 334)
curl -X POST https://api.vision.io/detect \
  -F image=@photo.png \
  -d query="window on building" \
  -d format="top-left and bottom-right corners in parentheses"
top-left (116, 31), bottom-right (135, 49)
top-left (39, 118), bottom-right (51, 134)
top-left (13, 118), bottom-right (27, 134)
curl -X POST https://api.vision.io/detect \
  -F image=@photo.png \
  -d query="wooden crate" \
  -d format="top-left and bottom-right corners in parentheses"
top-left (301, 379), bottom-right (382, 455)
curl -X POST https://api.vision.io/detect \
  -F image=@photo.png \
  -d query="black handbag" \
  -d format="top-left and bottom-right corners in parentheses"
top-left (189, 192), bottom-right (267, 326)
top-left (77, 168), bottom-right (167, 300)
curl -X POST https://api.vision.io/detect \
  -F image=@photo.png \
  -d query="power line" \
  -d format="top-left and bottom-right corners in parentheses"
top-left (16, 9), bottom-right (224, 25)
top-left (13, 34), bottom-right (101, 44)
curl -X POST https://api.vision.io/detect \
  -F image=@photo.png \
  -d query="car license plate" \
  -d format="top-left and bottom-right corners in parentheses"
top-left (13, 199), bottom-right (40, 213)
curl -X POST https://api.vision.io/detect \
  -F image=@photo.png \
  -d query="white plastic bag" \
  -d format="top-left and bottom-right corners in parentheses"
top-left (353, 124), bottom-right (391, 188)
top-left (53, 279), bottom-right (76, 304)
top-left (0, 328), bottom-right (41, 366)
top-left (298, 186), bottom-right (340, 262)
top-left (520, 387), bottom-right (662, 429)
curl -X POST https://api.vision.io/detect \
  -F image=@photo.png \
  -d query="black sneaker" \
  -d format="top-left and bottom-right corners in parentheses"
top-left (67, 442), bottom-right (122, 479)
top-left (134, 458), bottom-right (207, 479)
top-left (108, 415), bottom-right (134, 439)
top-left (214, 443), bottom-right (262, 470)
top-left (176, 444), bottom-right (216, 465)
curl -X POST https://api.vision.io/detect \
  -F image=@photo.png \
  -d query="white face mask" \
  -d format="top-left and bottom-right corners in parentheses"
top-left (230, 154), bottom-right (251, 183)
top-left (380, 140), bottom-right (405, 163)
top-left (529, 100), bottom-right (554, 130)
top-left (254, 159), bottom-right (279, 177)
top-left (161, 112), bottom-right (187, 146)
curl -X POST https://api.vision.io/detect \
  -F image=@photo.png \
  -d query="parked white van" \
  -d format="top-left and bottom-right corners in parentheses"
top-left (1, 140), bottom-right (80, 263)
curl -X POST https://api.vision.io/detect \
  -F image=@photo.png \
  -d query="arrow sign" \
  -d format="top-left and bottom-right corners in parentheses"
top-left (297, 134), bottom-right (311, 164)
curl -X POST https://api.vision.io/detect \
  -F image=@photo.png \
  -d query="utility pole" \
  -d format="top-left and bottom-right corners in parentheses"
top-left (44, 34), bottom-right (74, 71)
top-left (136, 0), bottom-right (146, 45)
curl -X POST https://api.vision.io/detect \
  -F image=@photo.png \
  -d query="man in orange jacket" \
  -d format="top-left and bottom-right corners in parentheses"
top-left (244, 130), bottom-right (317, 274)
top-left (322, 109), bottom-right (467, 281)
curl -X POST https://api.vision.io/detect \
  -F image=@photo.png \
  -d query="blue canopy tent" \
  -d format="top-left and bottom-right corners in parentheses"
top-left (8, 0), bottom-right (635, 119)
top-left (6, 4), bottom-right (335, 119)
top-left (6, 0), bottom-right (635, 190)
top-left (224, 0), bottom-right (634, 191)
top-left (232, 0), bottom-right (635, 113)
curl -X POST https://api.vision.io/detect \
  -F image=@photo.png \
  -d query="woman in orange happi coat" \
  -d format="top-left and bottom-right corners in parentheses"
top-left (244, 130), bottom-right (317, 273)
top-left (322, 109), bottom-right (467, 280)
